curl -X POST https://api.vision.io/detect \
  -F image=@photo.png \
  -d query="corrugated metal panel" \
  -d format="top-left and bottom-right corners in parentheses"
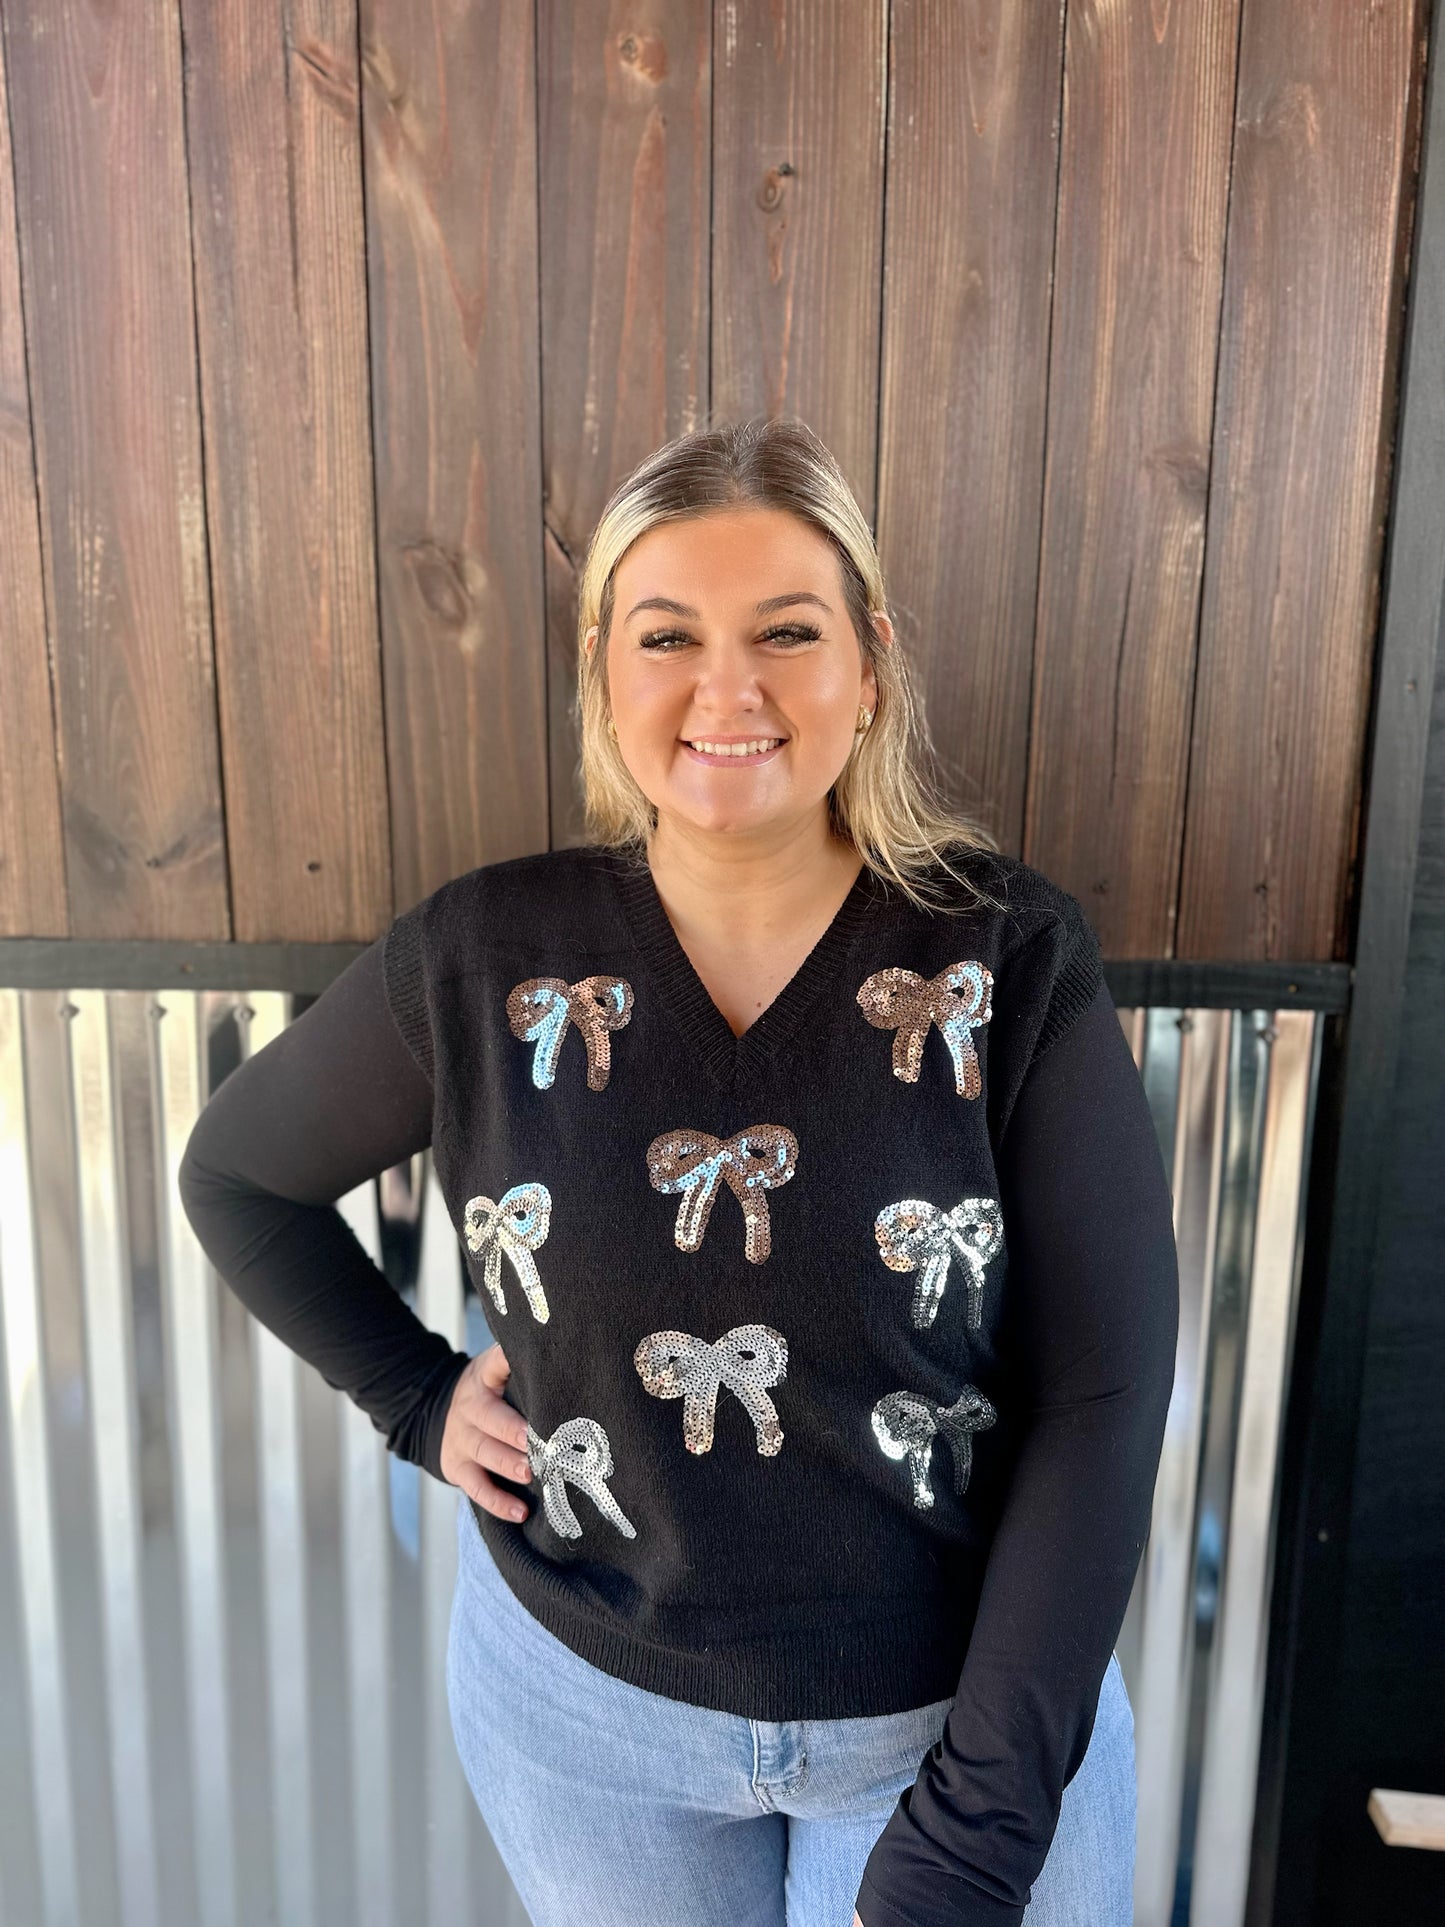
top-left (0, 987), bottom-right (1320, 1927)
top-left (1117, 1005), bottom-right (1322, 1927)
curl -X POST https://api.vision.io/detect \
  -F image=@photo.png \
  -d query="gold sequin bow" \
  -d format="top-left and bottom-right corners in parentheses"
top-left (525, 1417), bottom-right (637, 1539)
top-left (634, 1324), bottom-right (788, 1456)
top-left (462, 1181), bottom-right (553, 1322)
top-left (646, 1124), bottom-right (799, 1263)
top-left (874, 1195), bottom-right (1004, 1330)
top-left (871, 1385), bottom-right (997, 1508)
top-left (505, 974), bottom-right (635, 1091)
top-left (855, 960), bottom-right (994, 1096)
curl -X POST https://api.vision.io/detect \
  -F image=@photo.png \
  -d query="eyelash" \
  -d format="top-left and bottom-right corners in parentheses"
top-left (638, 621), bottom-right (823, 652)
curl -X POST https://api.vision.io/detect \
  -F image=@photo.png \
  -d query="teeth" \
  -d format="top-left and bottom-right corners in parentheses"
top-left (688, 738), bottom-right (781, 756)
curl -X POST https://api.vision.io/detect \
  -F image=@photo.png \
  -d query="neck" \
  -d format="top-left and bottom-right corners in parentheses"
top-left (644, 812), bottom-right (863, 944)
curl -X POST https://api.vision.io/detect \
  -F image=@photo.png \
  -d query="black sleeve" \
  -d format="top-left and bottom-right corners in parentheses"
top-left (855, 975), bottom-right (1179, 1927)
top-left (176, 931), bottom-right (473, 1485)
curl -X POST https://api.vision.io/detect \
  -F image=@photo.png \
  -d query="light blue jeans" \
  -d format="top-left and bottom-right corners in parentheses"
top-left (447, 1494), bottom-right (1136, 1926)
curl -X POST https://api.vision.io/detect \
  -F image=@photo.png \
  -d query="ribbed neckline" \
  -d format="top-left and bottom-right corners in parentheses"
top-left (599, 845), bottom-right (886, 1090)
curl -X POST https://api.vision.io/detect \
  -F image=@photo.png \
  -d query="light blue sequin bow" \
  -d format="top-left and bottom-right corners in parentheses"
top-left (462, 1181), bottom-right (553, 1322)
top-left (856, 960), bottom-right (994, 1096)
top-left (505, 974), bottom-right (634, 1090)
top-left (647, 1125), bottom-right (805, 1264)
top-left (646, 1125), bottom-right (799, 1262)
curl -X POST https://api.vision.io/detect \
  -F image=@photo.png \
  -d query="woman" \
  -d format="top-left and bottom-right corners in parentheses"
top-left (180, 417), bottom-right (1178, 1927)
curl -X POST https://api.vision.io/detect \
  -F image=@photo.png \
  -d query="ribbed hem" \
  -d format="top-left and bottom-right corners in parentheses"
top-left (469, 1496), bottom-right (968, 1720)
top-left (381, 906), bottom-right (433, 1082)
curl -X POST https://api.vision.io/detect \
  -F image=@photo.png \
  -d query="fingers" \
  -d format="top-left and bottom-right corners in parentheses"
top-left (466, 1422), bottom-right (534, 1488)
top-left (477, 1340), bottom-right (511, 1390)
top-left (460, 1463), bottom-right (531, 1523)
top-left (452, 1341), bottom-right (532, 1521)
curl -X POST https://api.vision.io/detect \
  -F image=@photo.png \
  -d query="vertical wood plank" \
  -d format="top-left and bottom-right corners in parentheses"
top-left (0, 16), bottom-right (67, 936)
top-left (361, 0), bottom-right (549, 902)
top-left (711, 0), bottom-right (887, 521)
top-left (182, 0), bottom-right (392, 941)
top-left (1178, 0), bottom-right (1424, 961)
top-left (539, 3), bottom-right (712, 846)
top-left (2, 0), bottom-right (229, 939)
top-left (877, 1), bottom-right (1067, 849)
top-left (1026, 0), bottom-right (1241, 954)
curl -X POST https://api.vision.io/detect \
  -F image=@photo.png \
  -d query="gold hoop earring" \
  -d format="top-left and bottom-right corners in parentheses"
top-left (855, 705), bottom-right (874, 735)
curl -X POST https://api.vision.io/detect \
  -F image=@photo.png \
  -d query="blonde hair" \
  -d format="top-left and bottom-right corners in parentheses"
top-left (574, 415), bottom-right (1004, 916)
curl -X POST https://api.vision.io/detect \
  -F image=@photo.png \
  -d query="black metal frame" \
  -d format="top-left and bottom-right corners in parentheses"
top-left (0, 938), bottom-right (1353, 1012)
top-left (1247, 0), bottom-right (1445, 1918)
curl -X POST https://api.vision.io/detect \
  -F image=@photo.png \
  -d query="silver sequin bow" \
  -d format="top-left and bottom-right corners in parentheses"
top-left (871, 1385), bottom-right (997, 1508)
top-left (855, 960), bottom-right (994, 1096)
top-left (505, 974), bottom-right (635, 1090)
top-left (634, 1325), bottom-right (788, 1456)
top-left (462, 1181), bottom-right (552, 1322)
top-left (525, 1417), bottom-right (637, 1540)
top-left (646, 1125), bottom-right (799, 1263)
top-left (874, 1195), bottom-right (1004, 1330)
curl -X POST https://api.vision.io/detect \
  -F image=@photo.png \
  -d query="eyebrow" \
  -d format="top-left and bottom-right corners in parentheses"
top-left (624, 591), bottom-right (834, 623)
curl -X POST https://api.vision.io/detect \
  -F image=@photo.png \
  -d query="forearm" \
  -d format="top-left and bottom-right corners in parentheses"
top-left (178, 1155), bottom-right (469, 1480)
top-left (175, 932), bottom-right (469, 1484)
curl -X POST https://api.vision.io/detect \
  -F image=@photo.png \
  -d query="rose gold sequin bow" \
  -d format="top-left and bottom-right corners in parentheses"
top-left (874, 1195), bottom-right (1004, 1330)
top-left (871, 1384), bottom-right (997, 1507)
top-left (634, 1324), bottom-right (788, 1456)
top-left (505, 974), bottom-right (635, 1091)
top-left (855, 960), bottom-right (994, 1096)
top-left (525, 1417), bottom-right (636, 1539)
top-left (462, 1181), bottom-right (553, 1322)
top-left (645, 1124), bottom-right (800, 1263)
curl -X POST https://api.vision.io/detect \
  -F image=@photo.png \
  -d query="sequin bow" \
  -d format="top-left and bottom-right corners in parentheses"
top-left (871, 1385), bottom-right (997, 1508)
top-left (462, 1181), bottom-right (553, 1322)
top-left (634, 1324), bottom-right (788, 1456)
top-left (645, 1125), bottom-right (799, 1263)
top-left (874, 1195), bottom-right (1004, 1330)
top-left (855, 960), bottom-right (994, 1096)
top-left (525, 1417), bottom-right (637, 1540)
top-left (505, 974), bottom-right (635, 1090)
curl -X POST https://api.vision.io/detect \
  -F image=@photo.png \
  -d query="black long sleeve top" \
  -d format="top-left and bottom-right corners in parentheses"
top-left (178, 840), bottom-right (1178, 1926)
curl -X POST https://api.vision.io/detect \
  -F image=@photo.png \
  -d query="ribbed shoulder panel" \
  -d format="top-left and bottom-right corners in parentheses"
top-left (381, 899), bottom-right (433, 1084)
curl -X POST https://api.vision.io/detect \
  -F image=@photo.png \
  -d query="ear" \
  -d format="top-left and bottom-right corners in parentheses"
top-left (861, 612), bottom-right (891, 706)
top-left (584, 624), bottom-right (599, 656)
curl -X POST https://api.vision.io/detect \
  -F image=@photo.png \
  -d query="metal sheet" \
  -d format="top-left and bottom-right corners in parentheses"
top-left (0, 983), bottom-right (1321, 1927)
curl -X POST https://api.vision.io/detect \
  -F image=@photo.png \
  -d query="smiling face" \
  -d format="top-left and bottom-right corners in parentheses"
top-left (589, 505), bottom-right (889, 844)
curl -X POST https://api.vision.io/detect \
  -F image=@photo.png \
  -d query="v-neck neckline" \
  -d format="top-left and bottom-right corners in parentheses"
top-left (600, 843), bottom-right (886, 1090)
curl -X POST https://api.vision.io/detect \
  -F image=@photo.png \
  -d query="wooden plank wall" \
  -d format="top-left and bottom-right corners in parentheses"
top-left (0, 1), bottom-right (1428, 961)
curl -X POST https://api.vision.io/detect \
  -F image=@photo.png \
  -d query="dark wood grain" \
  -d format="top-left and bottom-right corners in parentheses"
top-left (0, 13), bottom-right (66, 935)
top-left (1178, 0), bottom-right (1422, 962)
top-left (0, 1), bottom-right (1427, 977)
top-left (877, 0), bottom-right (1067, 852)
top-left (2, 0), bottom-right (228, 938)
top-left (1026, 0), bottom-right (1241, 955)
top-left (361, 0), bottom-right (549, 905)
top-left (710, 0), bottom-right (886, 521)
top-left (538, 3), bottom-right (712, 847)
top-left (183, 0), bottom-right (391, 940)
